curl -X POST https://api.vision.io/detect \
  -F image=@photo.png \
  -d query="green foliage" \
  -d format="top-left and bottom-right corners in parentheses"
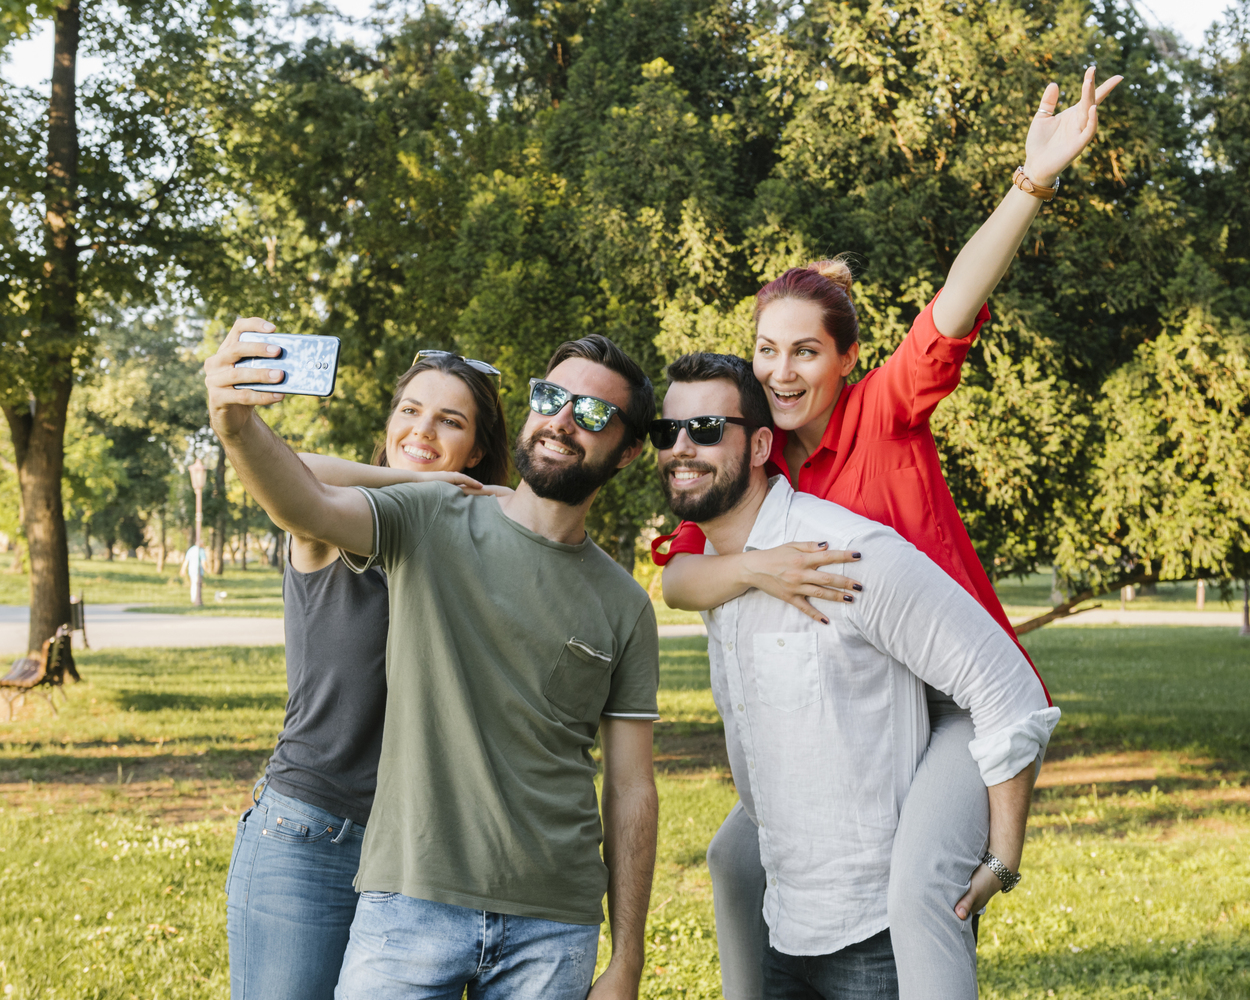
top-left (1079, 312), bottom-right (1250, 588)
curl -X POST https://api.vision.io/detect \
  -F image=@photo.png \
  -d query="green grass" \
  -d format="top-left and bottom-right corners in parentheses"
top-left (0, 556), bottom-right (700, 625)
top-left (0, 557), bottom-right (285, 616)
top-left (0, 630), bottom-right (1247, 997)
top-left (995, 569), bottom-right (1241, 617)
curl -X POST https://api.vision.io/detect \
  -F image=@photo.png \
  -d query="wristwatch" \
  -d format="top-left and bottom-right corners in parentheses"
top-left (982, 851), bottom-right (1022, 893)
top-left (1012, 166), bottom-right (1059, 202)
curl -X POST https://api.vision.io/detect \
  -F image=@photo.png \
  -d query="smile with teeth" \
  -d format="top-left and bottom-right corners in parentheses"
top-left (669, 468), bottom-right (710, 487)
top-left (539, 438), bottom-right (577, 457)
top-left (772, 387), bottom-right (806, 401)
top-left (402, 444), bottom-right (440, 462)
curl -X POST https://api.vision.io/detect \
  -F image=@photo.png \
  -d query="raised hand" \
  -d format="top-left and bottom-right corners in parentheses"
top-left (1023, 66), bottom-right (1123, 188)
top-left (204, 317), bottom-right (284, 438)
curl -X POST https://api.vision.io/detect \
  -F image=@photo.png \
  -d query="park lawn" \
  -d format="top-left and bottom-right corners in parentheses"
top-left (0, 557), bottom-right (286, 616)
top-left (995, 569), bottom-right (1241, 619)
top-left (0, 557), bottom-right (705, 624)
top-left (0, 630), bottom-right (1246, 998)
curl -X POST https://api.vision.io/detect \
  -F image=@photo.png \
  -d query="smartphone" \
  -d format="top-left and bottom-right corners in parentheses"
top-left (235, 333), bottom-right (341, 397)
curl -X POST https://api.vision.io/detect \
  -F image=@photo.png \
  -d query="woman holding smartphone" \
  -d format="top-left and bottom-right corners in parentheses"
top-left (222, 350), bottom-right (511, 1000)
top-left (655, 69), bottom-right (1120, 1000)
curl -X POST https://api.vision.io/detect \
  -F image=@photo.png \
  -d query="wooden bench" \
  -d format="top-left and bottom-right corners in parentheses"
top-left (1, 624), bottom-right (78, 720)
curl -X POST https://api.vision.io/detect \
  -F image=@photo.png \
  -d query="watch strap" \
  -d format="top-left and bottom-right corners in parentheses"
top-left (1012, 166), bottom-right (1059, 202)
top-left (982, 850), bottom-right (1022, 893)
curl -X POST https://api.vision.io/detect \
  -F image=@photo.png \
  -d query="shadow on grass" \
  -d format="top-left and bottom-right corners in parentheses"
top-left (983, 938), bottom-right (1250, 996)
top-left (0, 748), bottom-right (271, 783)
top-left (659, 637), bottom-right (712, 690)
top-left (115, 691), bottom-right (287, 713)
top-left (1023, 627), bottom-right (1250, 768)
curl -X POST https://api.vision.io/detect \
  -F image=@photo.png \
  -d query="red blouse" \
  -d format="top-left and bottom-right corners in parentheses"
top-left (652, 294), bottom-right (1050, 703)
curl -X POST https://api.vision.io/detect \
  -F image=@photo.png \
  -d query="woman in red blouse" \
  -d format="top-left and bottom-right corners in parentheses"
top-left (655, 69), bottom-right (1120, 1000)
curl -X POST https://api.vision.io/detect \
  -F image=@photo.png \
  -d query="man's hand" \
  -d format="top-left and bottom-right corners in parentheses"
top-left (954, 762), bottom-right (1036, 921)
top-left (1023, 66), bottom-right (1123, 188)
top-left (588, 959), bottom-right (641, 1000)
top-left (204, 317), bottom-right (285, 439)
top-left (742, 542), bottom-right (862, 623)
top-left (955, 863), bottom-right (1004, 921)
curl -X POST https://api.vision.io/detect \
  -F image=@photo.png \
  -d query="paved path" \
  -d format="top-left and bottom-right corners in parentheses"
top-left (1, 605), bottom-right (1242, 655)
top-left (0, 604), bottom-right (285, 655)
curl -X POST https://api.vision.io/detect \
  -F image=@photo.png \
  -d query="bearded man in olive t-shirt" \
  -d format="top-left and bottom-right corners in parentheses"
top-left (206, 325), bottom-right (660, 1000)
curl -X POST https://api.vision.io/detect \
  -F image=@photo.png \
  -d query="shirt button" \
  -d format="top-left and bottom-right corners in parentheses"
top-left (727, 641), bottom-right (734, 651)
top-left (770, 877), bottom-right (778, 886)
top-left (737, 703), bottom-right (745, 712)
top-left (749, 759), bottom-right (755, 768)
top-left (777, 638), bottom-right (785, 647)
top-left (804, 462), bottom-right (811, 468)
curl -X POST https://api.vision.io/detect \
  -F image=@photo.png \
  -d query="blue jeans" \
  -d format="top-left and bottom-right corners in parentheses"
top-left (226, 781), bottom-right (366, 1000)
top-left (335, 892), bottom-right (601, 999)
top-left (763, 929), bottom-right (899, 1000)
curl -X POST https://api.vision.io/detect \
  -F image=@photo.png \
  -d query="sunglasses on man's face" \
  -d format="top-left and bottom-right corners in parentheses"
top-left (413, 349), bottom-right (501, 378)
top-left (648, 415), bottom-right (752, 450)
top-left (528, 378), bottom-right (622, 433)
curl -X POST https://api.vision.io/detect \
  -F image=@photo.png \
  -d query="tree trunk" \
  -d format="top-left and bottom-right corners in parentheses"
top-left (2, 1), bottom-right (80, 651)
top-left (104, 534), bottom-right (115, 560)
top-left (1241, 579), bottom-right (1249, 638)
top-left (83, 530), bottom-right (91, 559)
top-left (155, 512), bottom-right (167, 572)
top-left (212, 447), bottom-right (226, 575)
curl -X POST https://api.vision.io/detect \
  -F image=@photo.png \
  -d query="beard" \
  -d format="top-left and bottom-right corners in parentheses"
top-left (659, 440), bottom-right (752, 523)
top-left (514, 428), bottom-right (627, 507)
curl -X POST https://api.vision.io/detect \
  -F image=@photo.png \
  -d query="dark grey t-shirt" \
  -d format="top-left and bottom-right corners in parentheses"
top-left (266, 554), bottom-right (389, 825)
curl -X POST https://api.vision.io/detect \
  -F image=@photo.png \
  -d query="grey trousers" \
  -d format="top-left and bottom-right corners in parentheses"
top-left (708, 695), bottom-right (988, 1000)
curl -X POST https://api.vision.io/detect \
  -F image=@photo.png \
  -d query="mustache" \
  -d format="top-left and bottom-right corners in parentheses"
top-left (661, 459), bottom-right (717, 479)
top-left (529, 429), bottom-right (586, 460)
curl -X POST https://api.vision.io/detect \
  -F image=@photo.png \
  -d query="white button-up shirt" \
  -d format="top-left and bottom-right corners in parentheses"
top-left (703, 477), bottom-right (1058, 956)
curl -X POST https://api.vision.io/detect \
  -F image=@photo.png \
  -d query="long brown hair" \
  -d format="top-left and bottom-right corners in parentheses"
top-left (372, 354), bottom-right (511, 486)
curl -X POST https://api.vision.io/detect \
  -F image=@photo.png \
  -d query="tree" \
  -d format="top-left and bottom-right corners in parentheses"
top-left (0, 0), bottom-right (259, 648)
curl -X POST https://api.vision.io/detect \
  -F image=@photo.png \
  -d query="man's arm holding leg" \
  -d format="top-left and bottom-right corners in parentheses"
top-left (590, 718), bottom-right (658, 999)
top-left (205, 317), bottom-right (374, 556)
top-left (955, 762), bottom-right (1035, 920)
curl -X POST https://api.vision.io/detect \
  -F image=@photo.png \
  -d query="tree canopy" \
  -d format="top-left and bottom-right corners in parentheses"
top-left (3, 0), bottom-right (1248, 630)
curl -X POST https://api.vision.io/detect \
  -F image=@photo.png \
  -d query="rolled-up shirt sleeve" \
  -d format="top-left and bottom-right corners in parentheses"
top-left (839, 523), bottom-right (1057, 785)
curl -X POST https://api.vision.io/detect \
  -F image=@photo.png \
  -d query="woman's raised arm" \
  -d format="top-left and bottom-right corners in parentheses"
top-left (932, 67), bottom-right (1122, 338)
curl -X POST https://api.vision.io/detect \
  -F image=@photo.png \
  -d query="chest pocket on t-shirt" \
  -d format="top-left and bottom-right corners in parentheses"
top-left (753, 632), bottom-right (821, 712)
top-left (546, 638), bottom-right (613, 721)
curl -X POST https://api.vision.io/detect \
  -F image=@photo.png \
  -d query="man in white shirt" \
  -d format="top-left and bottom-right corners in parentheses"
top-left (650, 352), bottom-right (1058, 999)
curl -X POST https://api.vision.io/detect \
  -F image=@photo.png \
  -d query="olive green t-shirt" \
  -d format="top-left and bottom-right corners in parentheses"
top-left (342, 482), bottom-right (660, 925)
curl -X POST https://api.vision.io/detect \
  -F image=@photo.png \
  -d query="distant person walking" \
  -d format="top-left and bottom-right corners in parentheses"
top-left (206, 327), bottom-right (661, 999)
top-left (179, 543), bottom-right (208, 605)
top-left (206, 346), bottom-right (512, 1000)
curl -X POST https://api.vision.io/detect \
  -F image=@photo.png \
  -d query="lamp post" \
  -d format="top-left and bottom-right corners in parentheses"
top-left (188, 459), bottom-right (207, 607)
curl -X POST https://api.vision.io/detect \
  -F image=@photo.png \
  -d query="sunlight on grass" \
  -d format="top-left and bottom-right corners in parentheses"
top-left (0, 558), bottom-right (284, 612)
top-left (0, 630), bottom-right (1246, 996)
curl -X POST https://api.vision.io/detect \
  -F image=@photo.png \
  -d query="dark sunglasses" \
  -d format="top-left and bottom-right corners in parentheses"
top-left (648, 415), bottom-right (752, 450)
top-left (529, 378), bottom-right (621, 433)
top-left (413, 350), bottom-right (501, 378)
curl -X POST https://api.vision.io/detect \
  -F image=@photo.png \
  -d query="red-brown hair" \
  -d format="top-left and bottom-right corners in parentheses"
top-left (754, 258), bottom-right (859, 355)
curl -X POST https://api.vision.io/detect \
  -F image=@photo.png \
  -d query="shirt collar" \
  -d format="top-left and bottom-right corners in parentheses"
top-left (743, 475), bottom-right (795, 552)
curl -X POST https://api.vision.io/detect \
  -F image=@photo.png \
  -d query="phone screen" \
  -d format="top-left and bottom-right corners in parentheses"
top-left (235, 333), bottom-right (341, 397)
